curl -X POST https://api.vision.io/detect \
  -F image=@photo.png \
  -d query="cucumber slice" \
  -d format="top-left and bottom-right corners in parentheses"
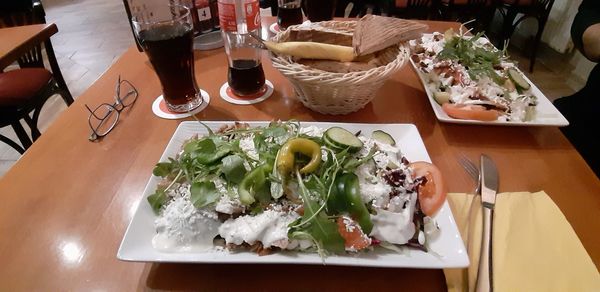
top-left (433, 91), bottom-right (451, 105)
top-left (371, 130), bottom-right (396, 146)
top-left (323, 134), bottom-right (344, 151)
top-left (508, 68), bottom-right (530, 90)
top-left (525, 105), bottom-right (536, 122)
top-left (324, 127), bottom-right (363, 152)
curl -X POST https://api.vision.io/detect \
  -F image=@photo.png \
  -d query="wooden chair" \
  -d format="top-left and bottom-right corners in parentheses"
top-left (0, 1), bottom-right (74, 154)
top-left (390, 0), bottom-right (441, 20)
top-left (497, 0), bottom-right (555, 72)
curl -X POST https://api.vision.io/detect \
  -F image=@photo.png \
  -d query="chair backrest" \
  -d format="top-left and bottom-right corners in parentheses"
top-left (450, 0), bottom-right (492, 5)
top-left (0, 1), bottom-right (46, 69)
top-left (408, 0), bottom-right (433, 8)
top-left (395, 0), bottom-right (440, 19)
top-left (396, 0), bottom-right (433, 8)
top-left (536, 0), bottom-right (554, 11)
top-left (468, 0), bottom-right (491, 5)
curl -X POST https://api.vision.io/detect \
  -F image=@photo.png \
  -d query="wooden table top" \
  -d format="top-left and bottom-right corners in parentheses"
top-left (0, 23), bottom-right (57, 70)
top-left (0, 18), bottom-right (598, 290)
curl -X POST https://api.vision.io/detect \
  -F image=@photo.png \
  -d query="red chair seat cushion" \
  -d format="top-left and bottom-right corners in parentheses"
top-left (395, 0), bottom-right (408, 8)
top-left (0, 68), bottom-right (52, 106)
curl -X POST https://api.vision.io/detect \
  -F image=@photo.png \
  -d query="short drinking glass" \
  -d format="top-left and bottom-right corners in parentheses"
top-left (131, 3), bottom-right (202, 113)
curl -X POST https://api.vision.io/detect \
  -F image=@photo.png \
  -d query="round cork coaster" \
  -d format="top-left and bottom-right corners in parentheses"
top-left (269, 23), bottom-right (281, 34)
top-left (151, 90), bottom-right (210, 119)
top-left (219, 80), bottom-right (273, 105)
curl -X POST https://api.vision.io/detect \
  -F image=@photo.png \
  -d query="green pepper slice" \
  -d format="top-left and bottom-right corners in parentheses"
top-left (238, 163), bottom-right (272, 206)
top-left (328, 173), bottom-right (373, 234)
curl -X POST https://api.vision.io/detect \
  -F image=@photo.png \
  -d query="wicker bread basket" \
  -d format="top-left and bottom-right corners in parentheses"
top-left (270, 21), bottom-right (410, 115)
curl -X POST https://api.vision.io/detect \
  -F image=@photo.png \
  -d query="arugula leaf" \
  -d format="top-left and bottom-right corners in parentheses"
top-left (221, 155), bottom-right (247, 184)
top-left (194, 119), bottom-right (215, 136)
top-left (270, 156), bottom-right (284, 200)
top-left (185, 138), bottom-right (216, 156)
top-left (253, 133), bottom-right (268, 155)
top-left (147, 189), bottom-right (168, 214)
top-left (290, 171), bottom-right (345, 255)
top-left (343, 147), bottom-right (377, 172)
top-left (299, 200), bottom-right (345, 255)
top-left (190, 181), bottom-right (220, 209)
top-left (185, 138), bottom-right (232, 165)
top-left (438, 32), bottom-right (504, 83)
top-left (263, 125), bottom-right (287, 138)
top-left (153, 162), bottom-right (174, 177)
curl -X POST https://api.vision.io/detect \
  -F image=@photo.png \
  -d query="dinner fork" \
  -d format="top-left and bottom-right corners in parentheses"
top-left (458, 154), bottom-right (481, 194)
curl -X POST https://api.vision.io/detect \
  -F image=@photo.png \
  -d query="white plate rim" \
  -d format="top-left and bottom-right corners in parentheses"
top-left (117, 121), bottom-right (469, 268)
top-left (409, 34), bottom-right (569, 127)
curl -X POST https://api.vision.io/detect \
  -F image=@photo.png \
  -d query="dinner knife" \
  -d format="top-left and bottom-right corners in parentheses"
top-left (475, 154), bottom-right (499, 292)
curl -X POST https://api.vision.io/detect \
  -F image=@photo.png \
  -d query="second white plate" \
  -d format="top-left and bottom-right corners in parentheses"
top-left (410, 56), bottom-right (569, 127)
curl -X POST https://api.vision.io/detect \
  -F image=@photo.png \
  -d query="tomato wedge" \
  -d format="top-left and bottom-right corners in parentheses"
top-left (409, 162), bottom-right (447, 216)
top-left (442, 103), bottom-right (499, 121)
top-left (336, 216), bottom-right (371, 251)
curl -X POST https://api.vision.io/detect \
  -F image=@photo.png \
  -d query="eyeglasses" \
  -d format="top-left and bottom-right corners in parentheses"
top-left (85, 76), bottom-right (138, 141)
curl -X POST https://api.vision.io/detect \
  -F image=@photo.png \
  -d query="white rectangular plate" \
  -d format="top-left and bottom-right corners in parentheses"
top-left (410, 52), bottom-right (569, 127)
top-left (118, 121), bottom-right (469, 268)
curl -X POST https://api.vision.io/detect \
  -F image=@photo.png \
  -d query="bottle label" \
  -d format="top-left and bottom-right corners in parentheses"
top-left (244, 1), bottom-right (260, 31)
top-left (197, 6), bottom-right (212, 21)
top-left (218, 0), bottom-right (260, 32)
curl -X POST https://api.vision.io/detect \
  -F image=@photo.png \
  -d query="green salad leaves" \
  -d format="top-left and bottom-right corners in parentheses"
top-left (147, 121), bottom-right (378, 256)
top-left (438, 30), bottom-right (506, 84)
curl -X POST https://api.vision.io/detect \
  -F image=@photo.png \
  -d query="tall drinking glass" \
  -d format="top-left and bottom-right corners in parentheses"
top-left (303, 0), bottom-right (337, 22)
top-left (277, 0), bottom-right (303, 30)
top-left (131, 3), bottom-right (202, 113)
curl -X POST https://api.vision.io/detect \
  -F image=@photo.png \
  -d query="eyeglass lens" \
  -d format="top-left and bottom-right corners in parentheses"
top-left (117, 80), bottom-right (138, 107)
top-left (89, 104), bottom-right (119, 137)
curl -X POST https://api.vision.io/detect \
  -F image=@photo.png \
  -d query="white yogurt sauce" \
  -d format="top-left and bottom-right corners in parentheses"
top-left (218, 210), bottom-right (300, 249)
top-left (370, 193), bottom-right (417, 245)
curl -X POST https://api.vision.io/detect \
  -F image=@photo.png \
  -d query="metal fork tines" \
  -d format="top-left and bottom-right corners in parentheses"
top-left (458, 154), bottom-right (481, 194)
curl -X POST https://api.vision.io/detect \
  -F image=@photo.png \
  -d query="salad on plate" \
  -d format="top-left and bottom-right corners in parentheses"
top-left (410, 29), bottom-right (537, 122)
top-left (147, 121), bottom-right (446, 257)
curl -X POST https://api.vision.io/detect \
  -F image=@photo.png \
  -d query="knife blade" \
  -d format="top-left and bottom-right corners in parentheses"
top-left (480, 155), bottom-right (499, 208)
top-left (475, 154), bottom-right (499, 292)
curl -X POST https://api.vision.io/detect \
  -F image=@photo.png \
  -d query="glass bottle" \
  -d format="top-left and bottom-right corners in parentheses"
top-left (218, 0), bottom-right (266, 96)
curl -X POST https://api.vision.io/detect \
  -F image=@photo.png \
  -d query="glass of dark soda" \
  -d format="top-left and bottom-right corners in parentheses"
top-left (277, 0), bottom-right (303, 30)
top-left (303, 0), bottom-right (337, 22)
top-left (132, 4), bottom-right (203, 113)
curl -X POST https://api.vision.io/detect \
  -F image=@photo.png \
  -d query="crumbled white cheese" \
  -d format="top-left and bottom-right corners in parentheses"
top-left (218, 210), bottom-right (299, 248)
top-left (420, 33), bottom-right (445, 55)
top-left (299, 126), bottom-right (325, 138)
top-left (356, 160), bottom-right (392, 206)
top-left (153, 185), bottom-right (221, 252)
top-left (239, 134), bottom-right (259, 161)
top-left (214, 178), bottom-right (245, 215)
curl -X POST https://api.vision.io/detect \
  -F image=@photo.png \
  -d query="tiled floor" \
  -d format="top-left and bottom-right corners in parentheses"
top-left (0, 1), bottom-right (579, 177)
top-left (0, 0), bottom-right (133, 176)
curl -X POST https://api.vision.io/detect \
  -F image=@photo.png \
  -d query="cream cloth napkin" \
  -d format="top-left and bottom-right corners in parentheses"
top-left (444, 191), bottom-right (600, 292)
